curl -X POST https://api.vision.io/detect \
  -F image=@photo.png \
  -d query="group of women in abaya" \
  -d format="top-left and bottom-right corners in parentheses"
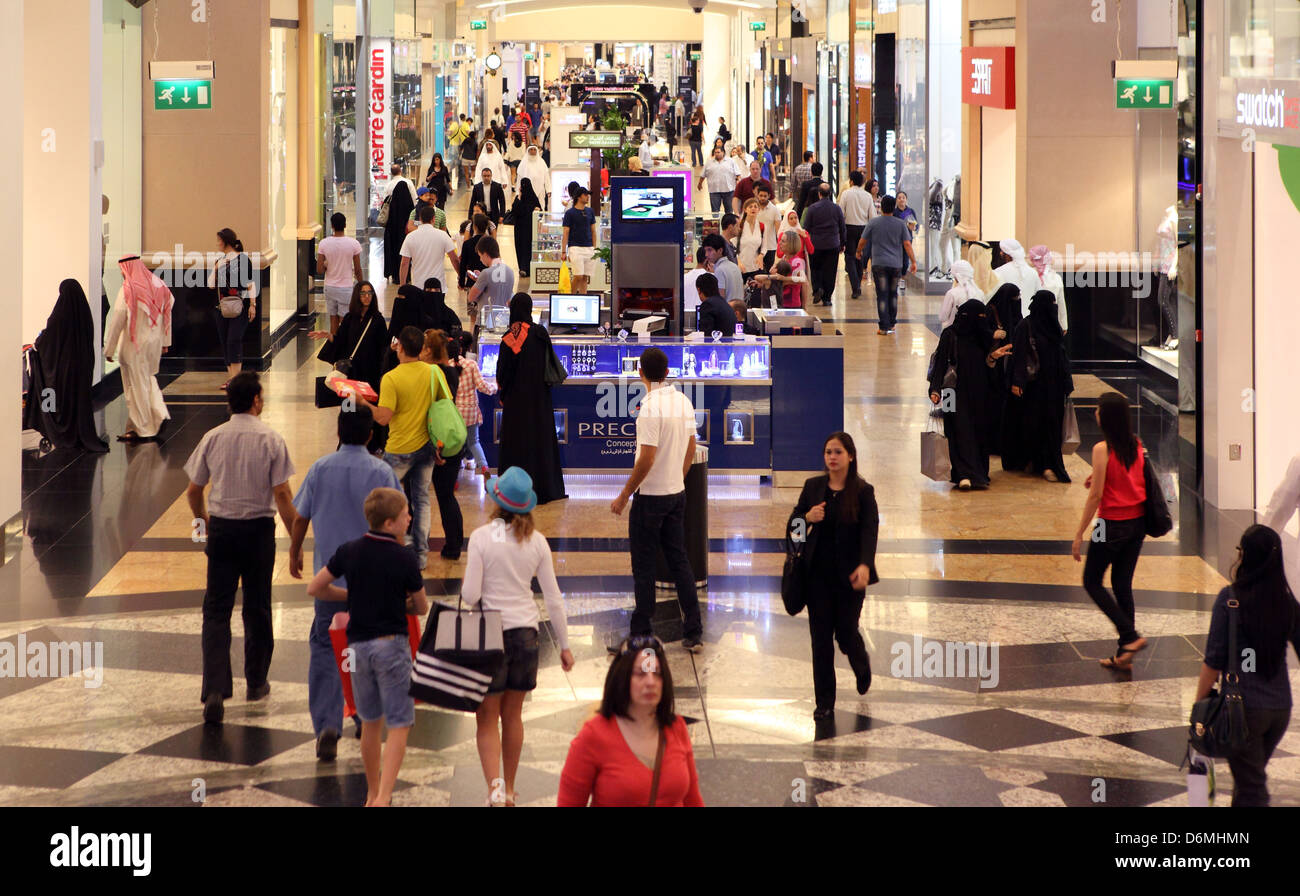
top-left (385, 283), bottom-right (463, 373)
top-left (928, 284), bottom-right (1074, 489)
top-left (496, 293), bottom-right (566, 505)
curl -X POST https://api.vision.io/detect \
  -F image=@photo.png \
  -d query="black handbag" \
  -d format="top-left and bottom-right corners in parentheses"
top-left (1142, 451), bottom-right (1173, 538)
top-left (314, 318), bottom-right (374, 409)
top-left (780, 517), bottom-right (807, 616)
top-left (409, 598), bottom-right (506, 712)
top-left (544, 344), bottom-right (568, 386)
top-left (1189, 591), bottom-right (1249, 757)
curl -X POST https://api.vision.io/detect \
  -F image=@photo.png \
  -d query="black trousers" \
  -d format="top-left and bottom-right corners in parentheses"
top-left (810, 247), bottom-right (841, 304)
top-left (1227, 707), bottom-right (1291, 806)
top-left (432, 448), bottom-right (464, 555)
top-left (844, 225), bottom-right (865, 295)
top-left (201, 516), bottom-right (276, 701)
top-left (629, 491), bottom-right (703, 639)
top-left (1082, 516), bottom-right (1145, 649)
top-left (806, 571), bottom-right (871, 711)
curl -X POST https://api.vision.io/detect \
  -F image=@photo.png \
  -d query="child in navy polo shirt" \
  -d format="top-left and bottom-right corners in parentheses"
top-left (309, 487), bottom-right (428, 806)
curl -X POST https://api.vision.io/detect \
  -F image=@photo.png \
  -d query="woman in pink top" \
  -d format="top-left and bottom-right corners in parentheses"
top-left (1072, 392), bottom-right (1149, 669)
top-left (558, 636), bottom-right (704, 807)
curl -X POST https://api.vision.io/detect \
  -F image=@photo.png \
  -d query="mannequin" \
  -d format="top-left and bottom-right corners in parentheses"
top-left (1028, 244), bottom-right (1068, 335)
top-left (992, 238), bottom-right (1040, 319)
top-left (1152, 204), bottom-right (1179, 350)
top-left (926, 179), bottom-right (947, 277)
top-left (939, 177), bottom-right (960, 278)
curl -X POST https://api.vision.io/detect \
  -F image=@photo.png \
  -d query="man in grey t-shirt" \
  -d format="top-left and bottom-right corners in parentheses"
top-left (855, 195), bottom-right (917, 334)
top-left (466, 235), bottom-right (516, 317)
top-left (702, 233), bottom-right (744, 306)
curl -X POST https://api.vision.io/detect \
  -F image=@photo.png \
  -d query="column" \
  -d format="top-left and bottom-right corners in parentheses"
top-left (701, 12), bottom-right (732, 133)
top-left (0, 0), bottom-right (23, 523)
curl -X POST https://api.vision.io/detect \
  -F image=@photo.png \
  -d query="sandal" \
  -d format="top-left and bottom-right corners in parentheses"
top-left (1099, 652), bottom-right (1136, 669)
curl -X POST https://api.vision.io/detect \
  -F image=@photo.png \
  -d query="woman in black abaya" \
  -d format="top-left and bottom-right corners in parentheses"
top-left (382, 179), bottom-right (416, 284)
top-left (511, 176), bottom-right (542, 279)
top-left (384, 285), bottom-right (427, 373)
top-left (496, 293), bottom-right (567, 505)
top-left (985, 283), bottom-right (1022, 463)
top-left (332, 281), bottom-right (388, 396)
top-left (927, 299), bottom-right (1011, 490)
top-left (1011, 290), bottom-right (1074, 483)
top-left (417, 282), bottom-right (463, 338)
top-left (24, 279), bottom-right (108, 453)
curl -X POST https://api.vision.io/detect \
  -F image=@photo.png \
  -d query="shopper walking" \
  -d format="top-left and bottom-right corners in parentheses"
top-left (560, 186), bottom-right (598, 295)
top-left (698, 145), bottom-right (737, 214)
top-left (791, 151), bottom-right (815, 202)
top-left (511, 177), bottom-right (543, 279)
top-left (736, 199), bottom-right (766, 279)
top-left (702, 234), bottom-right (743, 306)
top-left (497, 294), bottom-right (567, 505)
top-left (424, 153), bottom-right (452, 209)
top-left (793, 162), bottom-right (824, 217)
top-left (856, 195), bottom-right (917, 332)
top-left (688, 111), bottom-right (705, 168)
top-left (455, 331), bottom-right (497, 479)
top-left (460, 467), bottom-right (575, 806)
top-left (289, 407), bottom-right (402, 759)
top-left (184, 372), bottom-right (297, 723)
top-left (838, 172), bottom-right (875, 300)
top-left (1010, 290), bottom-right (1073, 483)
top-left (459, 130), bottom-right (479, 190)
top-left (469, 167), bottom-right (508, 228)
top-left (732, 159), bottom-right (764, 215)
top-left (382, 166), bottom-right (417, 285)
top-left (1196, 524), bottom-right (1300, 806)
top-left (466, 236), bottom-right (516, 317)
top-left (103, 255), bottom-right (173, 442)
top-left (211, 228), bottom-right (258, 388)
top-left (315, 213), bottom-right (363, 337)
top-left (458, 213), bottom-right (491, 296)
top-left (801, 184), bottom-right (846, 306)
top-left (1072, 391), bottom-right (1150, 668)
top-left (610, 347), bottom-right (704, 650)
top-left (787, 431), bottom-right (879, 720)
top-left (417, 330), bottom-right (466, 560)
top-left (557, 635), bottom-right (704, 806)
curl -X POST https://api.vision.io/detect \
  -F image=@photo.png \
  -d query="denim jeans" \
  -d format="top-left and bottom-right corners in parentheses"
top-left (464, 422), bottom-right (488, 469)
top-left (629, 491), bottom-right (702, 639)
top-left (309, 599), bottom-right (344, 736)
top-left (871, 265), bottom-right (901, 330)
top-left (844, 225), bottom-right (865, 295)
top-left (689, 141), bottom-right (703, 166)
top-left (1082, 516), bottom-right (1145, 649)
top-left (383, 441), bottom-right (434, 564)
top-left (709, 191), bottom-right (730, 214)
top-left (350, 635), bottom-right (415, 728)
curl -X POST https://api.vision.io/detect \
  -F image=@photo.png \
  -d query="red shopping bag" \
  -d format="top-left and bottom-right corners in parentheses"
top-left (329, 612), bottom-right (423, 718)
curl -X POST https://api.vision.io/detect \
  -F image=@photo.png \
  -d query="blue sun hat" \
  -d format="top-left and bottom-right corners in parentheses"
top-left (488, 466), bottom-right (537, 515)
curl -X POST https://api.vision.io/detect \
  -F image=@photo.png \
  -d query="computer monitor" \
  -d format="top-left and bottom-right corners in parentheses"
top-left (549, 293), bottom-right (602, 327)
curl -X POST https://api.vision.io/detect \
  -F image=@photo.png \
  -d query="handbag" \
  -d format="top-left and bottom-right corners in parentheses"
top-left (218, 292), bottom-right (244, 319)
top-left (1025, 333), bottom-right (1040, 382)
top-left (427, 363), bottom-right (468, 455)
top-left (1188, 590), bottom-right (1249, 757)
top-left (315, 318), bottom-right (375, 408)
top-left (647, 729), bottom-right (667, 807)
top-left (377, 193), bottom-right (392, 226)
top-left (920, 415), bottom-right (951, 482)
top-left (558, 261), bottom-right (572, 294)
top-left (780, 517), bottom-right (807, 616)
top-left (1061, 397), bottom-right (1081, 455)
top-left (544, 344), bottom-right (568, 386)
top-left (409, 597), bottom-right (505, 712)
top-left (1142, 449), bottom-right (1174, 537)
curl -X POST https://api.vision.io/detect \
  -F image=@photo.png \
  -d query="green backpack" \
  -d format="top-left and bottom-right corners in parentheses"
top-left (426, 364), bottom-right (467, 456)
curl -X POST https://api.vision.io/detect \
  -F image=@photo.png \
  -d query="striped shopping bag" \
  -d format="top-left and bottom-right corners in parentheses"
top-left (409, 599), bottom-right (505, 712)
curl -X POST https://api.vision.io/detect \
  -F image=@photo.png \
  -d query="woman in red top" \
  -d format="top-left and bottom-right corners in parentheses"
top-left (557, 636), bottom-right (704, 807)
top-left (1072, 392), bottom-right (1150, 669)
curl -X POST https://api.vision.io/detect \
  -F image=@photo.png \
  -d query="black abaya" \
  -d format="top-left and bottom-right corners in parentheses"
top-left (382, 181), bottom-right (416, 283)
top-left (496, 325), bottom-right (567, 504)
top-left (927, 300), bottom-right (996, 487)
top-left (1010, 291), bottom-right (1074, 481)
top-left (334, 307), bottom-right (388, 395)
top-left (383, 288), bottom-right (425, 373)
top-left (24, 279), bottom-right (108, 453)
top-left (986, 284), bottom-right (1025, 468)
top-left (512, 180), bottom-right (542, 277)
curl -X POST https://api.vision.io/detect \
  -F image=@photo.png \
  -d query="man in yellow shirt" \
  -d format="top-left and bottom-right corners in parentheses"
top-left (358, 326), bottom-right (434, 569)
top-left (447, 115), bottom-right (472, 191)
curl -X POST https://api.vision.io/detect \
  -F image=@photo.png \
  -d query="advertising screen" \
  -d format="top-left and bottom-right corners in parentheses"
top-left (619, 186), bottom-right (676, 220)
top-left (550, 293), bottom-right (602, 326)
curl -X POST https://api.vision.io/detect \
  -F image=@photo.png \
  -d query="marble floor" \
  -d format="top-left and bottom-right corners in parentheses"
top-left (3, 179), bottom-right (1275, 808)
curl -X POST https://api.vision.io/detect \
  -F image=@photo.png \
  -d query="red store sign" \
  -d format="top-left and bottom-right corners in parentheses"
top-left (962, 46), bottom-right (1015, 110)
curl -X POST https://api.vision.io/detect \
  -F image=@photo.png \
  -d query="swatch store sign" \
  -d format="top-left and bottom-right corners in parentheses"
top-left (1226, 79), bottom-right (1300, 146)
top-left (368, 40), bottom-right (392, 191)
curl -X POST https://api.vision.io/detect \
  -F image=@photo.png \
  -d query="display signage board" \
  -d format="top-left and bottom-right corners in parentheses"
top-left (153, 80), bottom-right (212, 110)
top-left (569, 130), bottom-right (623, 149)
top-left (1115, 78), bottom-right (1174, 109)
top-left (525, 74), bottom-right (541, 107)
top-left (524, 52), bottom-right (534, 61)
top-left (678, 75), bottom-right (693, 95)
top-left (1219, 78), bottom-right (1300, 147)
top-left (367, 40), bottom-right (392, 195)
top-left (961, 46), bottom-right (1014, 109)
top-left (690, 52), bottom-right (702, 61)
top-left (470, 19), bottom-right (487, 30)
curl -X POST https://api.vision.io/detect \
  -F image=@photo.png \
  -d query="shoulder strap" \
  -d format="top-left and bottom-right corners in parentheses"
top-left (647, 727), bottom-right (667, 807)
top-left (1226, 586), bottom-right (1240, 677)
top-left (348, 316), bottom-right (374, 362)
top-left (430, 364), bottom-right (450, 402)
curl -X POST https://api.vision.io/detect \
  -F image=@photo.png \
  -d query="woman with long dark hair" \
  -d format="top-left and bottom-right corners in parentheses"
top-left (424, 153), bottom-right (451, 208)
top-left (210, 228), bottom-right (257, 389)
top-left (787, 432), bottom-right (879, 720)
top-left (496, 293), bottom-right (567, 505)
top-left (1073, 391), bottom-right (1149, 668)
top-left (1010, 290), bottom-right (1073, 483)
top-left (329, 281), bottom-right (387, 394)
top-left (1196, 524), bottom-right (1300, 806)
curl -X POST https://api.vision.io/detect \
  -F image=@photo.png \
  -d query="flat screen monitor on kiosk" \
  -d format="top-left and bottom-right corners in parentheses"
top-left (619, 186), bottom-right (675, 220)
top-left (549, 293), bottom-right (602, 327)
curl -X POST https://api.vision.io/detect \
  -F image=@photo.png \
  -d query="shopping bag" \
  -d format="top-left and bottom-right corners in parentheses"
top-left (409, 599), bottom-right (505, 712)
top-left (1184, 744), bottom-right (1216, 807)
top-left (558, 261), bottom-right (572, 294)
top-left (330, 612), bottom-right (422, 719)
top-left (426, 364), bottom-right (467, 455)
top-left (1061, 397), bottom-right (1081, 456)
top-left (920, 415), bottom-right (951, 482)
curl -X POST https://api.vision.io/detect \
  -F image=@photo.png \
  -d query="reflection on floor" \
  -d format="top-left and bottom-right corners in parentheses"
top-left (7, 180), bottom-right (1270, 808)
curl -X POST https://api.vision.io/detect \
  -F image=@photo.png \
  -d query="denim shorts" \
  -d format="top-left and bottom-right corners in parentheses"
top-left (487, 627), bottom-right (540, 694)
top-left (351, 635), bottom-right (415, 728)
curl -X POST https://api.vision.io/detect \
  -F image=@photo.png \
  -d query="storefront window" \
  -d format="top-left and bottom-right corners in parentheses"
top-left (1226, 0), bottom-right (1300, 78)
top-left (267, 26), bottom-right (299, 333)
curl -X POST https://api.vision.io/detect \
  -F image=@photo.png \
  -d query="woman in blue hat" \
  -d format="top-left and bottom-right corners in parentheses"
top-left (460, 466), bottom-right (575, 806)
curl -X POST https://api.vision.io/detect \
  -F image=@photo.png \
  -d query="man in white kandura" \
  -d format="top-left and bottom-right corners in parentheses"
top-left (104, 255), bottom-right (175, 443)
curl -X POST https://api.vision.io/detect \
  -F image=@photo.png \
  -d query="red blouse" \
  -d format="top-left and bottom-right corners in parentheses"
top-left (1099, 439), bottom-right (1146, 521)
top-left (557, 715), bottom-right (704, 807)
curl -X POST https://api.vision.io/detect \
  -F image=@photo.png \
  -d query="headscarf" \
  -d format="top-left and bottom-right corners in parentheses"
top-left (778, 210), bottom-right (806, 237)
top-left (1028, 289), bottom-right (1063, 342)
top-left (25, 280), bottom-right (109, 452)
top-left (950, 260), bottom-right (980, 296)
top-left (474, 140), bottom-right (509, 185)
top-left (518, 145), bottom-right (549, 199)
top-left (1028, 244), bottom-right (1051, 278)
top-left (389, 285), bottom-right (425, 339)
top-left (986, 283), bottom-right (1022, 334)
top-left (503, 292), bottom-right (533, 354)
top-left (1001, 238), bottom-right (1027, 265)
top-left (118, 256), bottom-right (173, 346)
top-left (953, 298), bottom-right (994, 352)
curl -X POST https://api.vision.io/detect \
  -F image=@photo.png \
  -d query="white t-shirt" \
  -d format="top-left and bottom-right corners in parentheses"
top-left (317, 235), bottom-right (362, 288)
top-left (635, 383), bottom-right (697, 496)
top-left (460, 525), bottom-right (569, 649)
top-left (400, 224), bottom-right (456, 289)
top-left (756, 203), bottom-right (782, 253)
top-left (683, 269), bottom-right (707, 312)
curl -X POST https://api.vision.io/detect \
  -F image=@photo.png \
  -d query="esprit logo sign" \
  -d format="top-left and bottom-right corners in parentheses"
top-left (961, 46), bottom-right (1014, 109)
top-left (1236, 86), bottom-right (1300, 131)
top-left (369, 41), bottom-right (391, 186)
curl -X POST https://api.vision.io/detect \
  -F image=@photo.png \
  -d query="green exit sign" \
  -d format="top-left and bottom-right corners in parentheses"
top-left (750, 21), bottom-right (766, 31)
top-left (856, 19), bottom-right (874, 29)
top-left (690, 52), bottom-right (702, 60)
top-left (470, 19), bottom-right (487, 30)
top-left (153, 80), bottom-right (211, 110)
top-left (524, 53), bottom-right (535, 60)
top-left (1115, 79), bottom-right (1173, 109)
top-left (663, 53), bottom-right (672, 59)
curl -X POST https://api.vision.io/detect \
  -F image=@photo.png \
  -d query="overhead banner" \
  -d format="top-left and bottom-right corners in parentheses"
top-left (961, 46), bottom-right (1015, 109)
top-left (368, 39), bottom-right (392, 193)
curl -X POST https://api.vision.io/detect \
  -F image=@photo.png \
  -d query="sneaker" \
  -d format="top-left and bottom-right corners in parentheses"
top-left (246, 682), bottom-right (271, 701)
top-left (316, 729), bottom-right (340, 761)
top-left (958, 479), bottom-right (972, 491)
top-left (203, 693), bottom-right (224, 724)
top-left (1043, 469), bottom-right (1058, 482)
top-left (682, 636), bottom-right (704, 653)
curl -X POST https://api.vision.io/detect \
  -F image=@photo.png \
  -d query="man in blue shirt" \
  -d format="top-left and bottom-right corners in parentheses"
top-left (289, 406), bottom-right (402, 760)
top-left (754, 139), bottom-right (774, 182)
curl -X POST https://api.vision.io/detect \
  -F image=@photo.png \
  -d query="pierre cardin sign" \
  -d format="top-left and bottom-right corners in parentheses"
top-left (1220, 78), bottom-right (1300, 147)
top-left (961, 47), bottom-right (1015, 109)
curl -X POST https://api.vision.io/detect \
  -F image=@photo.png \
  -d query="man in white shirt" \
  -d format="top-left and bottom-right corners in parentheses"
top-left (839, 171), bottom-right (876, 300)
top-left (316, 212), bottom-right (364, 336)
top-left (384, 162), bottom-right (415, 199)
top-left (697, 145), bottom-right (737, 214)
top-left (399, 204), bottom-right (460, 288)
top-left (610, 347), bottom-right (703, 651)
top-left (638, 133), bottom-right (656, 170)
top-left (754, 182), bottom-right (782, 269)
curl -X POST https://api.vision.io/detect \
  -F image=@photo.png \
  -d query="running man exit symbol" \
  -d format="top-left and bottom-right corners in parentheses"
top-left (153, 79), bottom-right (212, 110)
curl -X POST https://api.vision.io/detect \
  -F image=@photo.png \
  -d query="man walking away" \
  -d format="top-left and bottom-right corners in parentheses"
top-left (801, 184), bottom-right (847, 306)
top-left (839, 171), bottom-right (875, 300)
top-left (185, 372), bottom-right (297, 724)
top-left (610, 347), bottom-right (704, 651)
top-left (792, 151), bottom-right (815, 203)
top-left (794, 161), bottom-right (825, 218)
top-left (317, 212), bottom-right (364, 335)
top-left (855, 194), bottom-right (916, 334)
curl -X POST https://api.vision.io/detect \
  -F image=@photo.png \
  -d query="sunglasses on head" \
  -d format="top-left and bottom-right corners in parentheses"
top-left (619, 634), bottom-right (664, 655)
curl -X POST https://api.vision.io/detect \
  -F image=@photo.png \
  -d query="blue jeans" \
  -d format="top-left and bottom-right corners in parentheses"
top-left (709, 191), bottom-right (730, 213)
top-left (383, 441), bottom-right (434, 565)
top-left (309, 599), bottom-right (344, 736)
top-left (465, 421), bottom-right (488, 469)
top-left (872, 265), bottom-right (901, 330)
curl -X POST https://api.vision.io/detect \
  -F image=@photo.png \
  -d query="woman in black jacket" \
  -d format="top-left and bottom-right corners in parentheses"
top-left (787, 431), bottom-right (879, 720)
